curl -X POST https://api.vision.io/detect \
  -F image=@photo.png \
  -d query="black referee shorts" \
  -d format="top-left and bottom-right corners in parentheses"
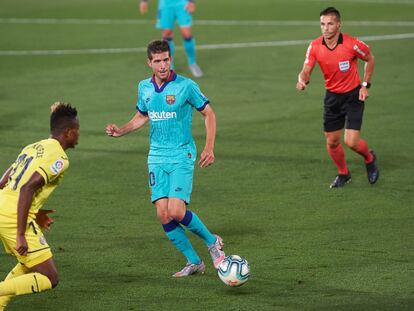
top-left (323, 86), bottom-right (365, 132)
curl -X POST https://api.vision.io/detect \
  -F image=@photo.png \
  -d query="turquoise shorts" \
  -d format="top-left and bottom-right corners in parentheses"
top-left (148, 161), bottom-right (194, 204)
top-left (156, 5), bottom-right (193, 30)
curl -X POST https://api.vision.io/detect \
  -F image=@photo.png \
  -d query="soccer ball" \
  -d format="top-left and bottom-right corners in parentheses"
top-left (217, 255), bottom-right (250, 287)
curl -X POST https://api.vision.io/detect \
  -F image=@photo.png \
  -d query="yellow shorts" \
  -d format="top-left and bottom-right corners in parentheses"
top-left (0, 218), bottom-right (53, 268)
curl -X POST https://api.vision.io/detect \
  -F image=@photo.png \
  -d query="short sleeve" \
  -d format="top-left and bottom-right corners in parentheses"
top-left (353, 38), bottom-right (371, 59)
top-left (304, 42), bottom-right (316, 68)
top-left (136, 82), bottom-right (148, 116)
top-left (37, 156), bottom-right (69, 184)
top-left (187, 80), bottom-right (209, 111)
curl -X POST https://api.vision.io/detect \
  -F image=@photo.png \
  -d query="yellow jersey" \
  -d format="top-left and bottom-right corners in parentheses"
top-left (0, 138), bottom-right (69, 223)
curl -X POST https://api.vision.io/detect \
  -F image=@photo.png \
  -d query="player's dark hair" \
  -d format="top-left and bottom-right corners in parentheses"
top-left (147, 40), bottom-right (170, 60)
top-left (320, 7), bottom-right (341, 21)
top-left (50, 102), bottom-right (78, 134)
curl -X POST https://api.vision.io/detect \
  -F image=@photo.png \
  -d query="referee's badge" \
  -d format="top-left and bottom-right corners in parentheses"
top-left (166, 95), bottom-right (175, 105)
top-left (338, 60), bottom-right (350, 72)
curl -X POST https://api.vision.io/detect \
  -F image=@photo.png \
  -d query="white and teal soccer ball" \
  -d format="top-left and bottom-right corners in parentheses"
top-left (217, 255), bottom-right (250, 287)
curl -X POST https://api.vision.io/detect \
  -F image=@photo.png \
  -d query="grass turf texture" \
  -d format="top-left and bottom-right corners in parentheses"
top-left (0, 0), bottom-right (413, 310)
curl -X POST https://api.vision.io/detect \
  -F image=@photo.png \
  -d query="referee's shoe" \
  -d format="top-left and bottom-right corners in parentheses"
top-left (330, 173), bottom-right (352, 188)
top-left (366, 150), bottom-right (379, 184)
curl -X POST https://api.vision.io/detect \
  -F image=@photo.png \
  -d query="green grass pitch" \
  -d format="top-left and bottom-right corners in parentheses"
top-left (0, 0), bottom-right (413, 310)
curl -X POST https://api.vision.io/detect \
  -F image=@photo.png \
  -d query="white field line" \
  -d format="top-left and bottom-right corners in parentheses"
top-left (1, 33), bottom-right (413, 56)
top-left (1, 18), bottom-right (414, 27)
top-left (294, 0), bottom-right (413, 3)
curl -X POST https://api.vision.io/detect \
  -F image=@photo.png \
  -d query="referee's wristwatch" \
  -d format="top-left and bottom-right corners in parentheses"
top-left (361, 81), bottom-right (371, 88)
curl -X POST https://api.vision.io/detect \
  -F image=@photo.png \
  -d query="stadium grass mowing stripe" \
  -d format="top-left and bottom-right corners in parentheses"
top-left (1, 33), bottom-right (414, 56)
top-left (1, 18), bottom-right (414, 27)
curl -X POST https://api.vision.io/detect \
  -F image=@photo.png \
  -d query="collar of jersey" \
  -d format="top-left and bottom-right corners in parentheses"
top-left (322, 33), bottom-right (343, 51)
top-left (48, 137), bottom-right (68, 158)
top-left (151, 70), bottom-right (177, 93)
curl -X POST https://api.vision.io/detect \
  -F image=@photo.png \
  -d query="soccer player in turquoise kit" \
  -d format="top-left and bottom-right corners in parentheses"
top-left (139, 0), bottom-right (203, 78)
top-left (106, 40), bottom-right (224, 277)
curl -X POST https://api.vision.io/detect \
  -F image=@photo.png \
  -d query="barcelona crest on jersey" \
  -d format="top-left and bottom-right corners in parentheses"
top-left (166, 95), bottom-right (175, 104)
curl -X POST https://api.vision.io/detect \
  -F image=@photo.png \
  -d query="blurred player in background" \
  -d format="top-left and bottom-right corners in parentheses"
top-left (0, 103), bottom-right (79, 310)
top-left (139, 0), bottom-right (204, 78)
top-left (296, 7), bottom-right (379, 188)
top-left (106, 40), bottom-right (224, 277)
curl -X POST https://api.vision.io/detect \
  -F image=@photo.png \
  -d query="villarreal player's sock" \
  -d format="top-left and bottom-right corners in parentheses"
top-left (180, 210), bottom-right (216, 247)
top-left (0, 273), bottom-right (52, 297)
top-left (163, 37), bottom-right (175, 68)
top-left (0, 264), bottom-right (30, 308)
top-left (183, 37), bottom-right (196, 65)
top-left (327, 144), bottom-right (348, 175)
top-left (163, 220), bottom-right (201, 264)
top-left (352, 139), bottom-right (374, 164)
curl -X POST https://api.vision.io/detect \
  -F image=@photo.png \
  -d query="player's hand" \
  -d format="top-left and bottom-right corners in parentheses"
top-left (139, 1), bottom-right (148, 15)
top-left (185, 2), bottom-right (196, 13)
top-left (106, 124), bottom-right (122, 137)
top-left (359, 87), bottom-right (369, 101)
top-left (199, 149), bottom-right (214, 168)
top-left (35, 209), bottom-right (55, 231)
top-left (296, 81), bottom-right (306, 91)
top-left (16, 234), bottom-right (28, 256)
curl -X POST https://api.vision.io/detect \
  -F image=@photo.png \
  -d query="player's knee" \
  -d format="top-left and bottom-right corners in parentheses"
top-left (344, 138), bottom-right (358, 149)
top-left (167, 209), bottom-right (180, 220)
top-left (162, 31), bottom-right (174, 39)
top-left (167, 206), bottom-right (185, 221)
top-left (180, 28), bottom-right (192, 39)
top-left (326, 140), bottom-right (340, 148)
top-left (157, 211), bottom-right (169, 223)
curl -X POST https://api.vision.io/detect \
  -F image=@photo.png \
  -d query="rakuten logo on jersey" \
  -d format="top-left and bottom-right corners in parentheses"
top-left (149, 111), bottom-right (177, 121)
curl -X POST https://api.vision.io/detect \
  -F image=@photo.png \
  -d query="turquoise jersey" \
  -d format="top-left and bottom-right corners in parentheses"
top-left (159, 0), bottom-right (189, 9)
top-left (137, 71), bottom-right (209, 164)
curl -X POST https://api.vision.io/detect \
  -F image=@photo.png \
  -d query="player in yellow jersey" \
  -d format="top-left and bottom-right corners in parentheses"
top-left (0, 103), bottom-right (79, 310)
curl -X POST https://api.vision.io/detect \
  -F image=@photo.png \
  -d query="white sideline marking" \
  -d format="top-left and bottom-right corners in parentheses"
top-left (1, 18), bottom-right (414, 27)
top-left (1, 33), bottom-right (413, 56)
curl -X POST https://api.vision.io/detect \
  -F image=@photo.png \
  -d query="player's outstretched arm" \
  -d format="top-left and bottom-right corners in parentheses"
top-left (16, 172), bottom-right (45, 256)
top-left (139, 0), bottom-right (148, 15)
top-left (0, 166), bottom-right (12, 189)
top-left (106, 112), bottom-right (149, 137)
top-left (296, 64), bottom-right (313, 91)
top-left (198, 104), bottom-right (216, 168)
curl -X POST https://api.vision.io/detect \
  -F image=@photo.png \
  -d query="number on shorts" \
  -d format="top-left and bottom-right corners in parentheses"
top-left (149, 172), bottom-right (155, 186)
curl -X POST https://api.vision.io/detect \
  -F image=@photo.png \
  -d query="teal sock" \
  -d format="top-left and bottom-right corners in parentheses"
top-left (164, 37), bottom-right (175, 69)
top-left (180, 210), bottom-right (216, 247)
top-left (183, 36), bottom-right (196, 65)
top-left (163, 220), bottom-right (201, 264)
